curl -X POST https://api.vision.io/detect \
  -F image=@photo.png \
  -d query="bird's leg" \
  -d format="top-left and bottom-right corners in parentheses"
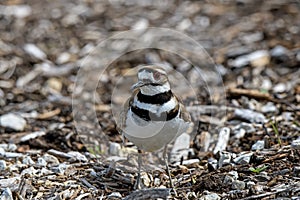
top-left (163, 145), bottom-right (177, 196)
top-left (134, 149), bottom-right (142, 190)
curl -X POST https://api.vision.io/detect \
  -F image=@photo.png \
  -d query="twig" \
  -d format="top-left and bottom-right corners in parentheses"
top-left (228, 88), bottom-right (273, 101)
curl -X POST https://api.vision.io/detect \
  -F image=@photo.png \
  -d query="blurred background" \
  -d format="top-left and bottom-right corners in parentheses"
top-left (0, 0), bottom-right (299, 199)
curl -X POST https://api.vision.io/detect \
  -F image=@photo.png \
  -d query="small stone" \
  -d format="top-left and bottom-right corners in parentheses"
top-left (179, 158), bottom-right (200, 165)
top-left (228, 171), bottom-right (239, 179)
top-left (176, 18), bottom-right (192, 31)
top-left (223, 175), bottom-right (234, 185)
top-left (67, 151), bottom-right (88, 162)
top-left (234, 152), bottom-right (253, 164)
top-left (293, 166), bottom-right (300, 176)
top-left (0, 5), bottom-right (32, 18)
top-left (145, 52), bottom-right (161, 63)
top-left (109, 142), bottom-right (121, 156)
top-left (0, 160), bottom-right (7, 170)
top-left (56, 52), bottom-right (71, 64)
top-left (199, 131), bottom-right (212, 152)
top-left (270, 45), bottom-right (290, 61)
top-left (194, 16), bottom-right (210, 28)
top-left (48, 149), bottom-right (73, 159)
top-left (0, 152), bottom-right (23, 158)
top-left (107, 192), bottom-right (122, 199)
top-left (261, 102), bottom-right (277, 113)
top-left (37, 157), bottom-right (47, 167)
top-left (234, 109), bottom-right (266, 123)
top-left (232, 180), bottom-right (245, 190)
top-left (46, 78), bottom-right (63, 93)
top-left (51, 163), bottom-right (68, 175)
top-left (233, 122), bottom-right (256, 136)
top-left (273, 83), bottom-right (286, 93)
top-left (277, 169), bottom-right (289, 175)
top-left (241, 32), bottom-right (263, 44)
top-left (62, 14), bottom-right (80, 26)
top-left (228, 50), bottom-right (270, 68)
top-left (0, 144), bottom-right (17, 151)
top-left (213, 127), bottom-right (230, 154)
top-left (218, 151), bottom-right (232, 168)
top-left (0, 148), bottom-right (4, 154)
top-left (42, 153), bottom-right (60, 166)
top-left (21, 166), bottom-right (38, 176)
top-left (199, 192), bottom-right (221, 200)
top-left (16, 68), bottom-right (42, 88)
top-left (132, 18), bottom-right (149, 30)
top-left (233, 128), bottom-right (246, 139)
top-left (22, 156), bottom-right (35, 165)
top-left (187, 192), bottom-right (197, 199)
top-left (249, 50), bottom-right (270, 67)
top-left (255, 173), bottom-right (271, 182)
top-left (0, 177), bottom-right (20, 188)
top-left (177, 60), bottom-right (192, 72)
top-left (253, 184), bottom-right (264, 193)
top-left (261, 78), bottom-right (272, 90)
top-left (171, 133), bottom-right (191, 163)
top-left (154, 178), bottom-right (161, 186)
top-left (291, 139), bottom-right (300, 149)
top-left (0, 187), bottom-right (13, 200)
top-left (20, 131), bottom-right (46, 142)
top-left (282, 112), bottom-right (294, 121)
top-left (246, 181), bottom-right (256, 189)
top-left (23, 43), bottom-right (47, 60)
top-left (251, 140), bottom-right (265, 151)
top-left (0, 113), bottom-right (27, 131)
top-left (208, 158), bottom-right (218, 171)
top-left (141, 172), bottom-right (151, 187)
top-left (40, 167), bottom-right (53, 176)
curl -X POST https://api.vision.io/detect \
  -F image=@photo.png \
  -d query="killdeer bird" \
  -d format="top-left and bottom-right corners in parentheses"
top-left (118, 65), bottom-right (193, 194)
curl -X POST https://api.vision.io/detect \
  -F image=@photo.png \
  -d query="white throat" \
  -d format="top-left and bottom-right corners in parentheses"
top-left (140, 82), bottom-right (170, 96)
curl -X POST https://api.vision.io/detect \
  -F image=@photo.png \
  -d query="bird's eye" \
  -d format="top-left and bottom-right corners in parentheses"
top-left (153, 71), bottom-right (161, 80)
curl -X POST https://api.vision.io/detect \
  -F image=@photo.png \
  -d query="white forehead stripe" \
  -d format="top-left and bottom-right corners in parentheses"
top-left (138, 70), bottom-right (153, 80)
top-left (140, 82), bottom-right (170, 95)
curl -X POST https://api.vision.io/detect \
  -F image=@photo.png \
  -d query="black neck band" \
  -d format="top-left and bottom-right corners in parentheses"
top-left (137, 90), bottom-right (172, 105)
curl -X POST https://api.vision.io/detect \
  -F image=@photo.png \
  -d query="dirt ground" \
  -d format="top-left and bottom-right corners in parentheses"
top-left (0, 0), bottom-right (299, 199)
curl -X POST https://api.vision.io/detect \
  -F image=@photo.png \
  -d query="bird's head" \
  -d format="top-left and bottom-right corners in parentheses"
top-left (131, 66), bottom-right (170, 95)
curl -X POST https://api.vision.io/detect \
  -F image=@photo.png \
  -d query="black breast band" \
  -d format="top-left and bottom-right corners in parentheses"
top-left (131, 104), bottom-right (179, 121)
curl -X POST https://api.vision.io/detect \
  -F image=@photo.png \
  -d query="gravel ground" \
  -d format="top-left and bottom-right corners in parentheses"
top-left (0, 0), bottom-right (300, 199)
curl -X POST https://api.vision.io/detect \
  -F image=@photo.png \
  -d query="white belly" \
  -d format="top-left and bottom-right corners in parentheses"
top-left (123, 110), bottom-right (190, 152)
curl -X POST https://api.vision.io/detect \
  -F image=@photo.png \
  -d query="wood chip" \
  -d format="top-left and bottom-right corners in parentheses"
top-left (228, 88), bottom-right (272, 100)
top-left (37, 108), bottom-right (61, 119)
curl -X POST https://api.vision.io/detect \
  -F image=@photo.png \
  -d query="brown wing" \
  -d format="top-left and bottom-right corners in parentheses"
top-left (174, 93), bottom-right (194, 134)
top-left (173, 93), bottom-right (191, 123)
top-left (117, 89), bottom-right (139, 135)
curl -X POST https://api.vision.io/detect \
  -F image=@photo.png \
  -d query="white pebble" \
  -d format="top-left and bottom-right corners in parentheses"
top-left (0, 113), bottom-right (27, 131)
top-left (23, 43), bottom-right (47, 60)
top-left (0, 187), bottom-right (13, 200)
top-left (22, 156), bottom-right (35, 165)
top-left (251, 140), bottom-right (265, 151)
top-left (0, 160), bottom-right (7, 170)
top-left (56, 52), bottom-right (71, 64)
top-left (37, 157), bottom-right (47, 167)
top-left (213, 127), bottom-right (230, 154)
